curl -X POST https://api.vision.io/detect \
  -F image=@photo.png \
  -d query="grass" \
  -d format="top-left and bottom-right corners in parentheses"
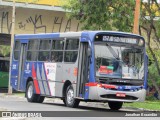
top-left (12, 92), bottom-right (25, 97)
top-left (124, 101), bottom-right (160, 111)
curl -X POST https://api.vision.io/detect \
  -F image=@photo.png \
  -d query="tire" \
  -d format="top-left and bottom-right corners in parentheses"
top-left (108, 101), bottom-right (123, 110)
top-left (37, 96), bottom-right (45, 103)
top-left (62, 99), bottom-right (66, 105)
top-left (26, 81), bottom-right (45, 103)
top-left (65, 85), bottom-right (80, 108)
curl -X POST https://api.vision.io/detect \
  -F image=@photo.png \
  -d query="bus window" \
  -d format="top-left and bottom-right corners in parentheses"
top-left (14, 41), bottom-right (21, 50)
top-left (39, 39), bottom-right (51, 50)
top-left (51, 40), bottom-right (64, 62)
top-left (65, 39), bottom-right (79, 50)
top-left (51, 51), bottom-right (63, 62)
top-left (64, 51), bottom-right (78, 62)
top-left (28, 40), bottom-right (39, 50)
top-left (27, 40), bottom-right (39, 61)
top-left (14, 41), bottom-right (21, 60)
top-left (52, 40), bottom-right (64, 50)
top-left (38, 40), bottom-right (51, 61)
top-left (64, 39), bottom-right (79, 63)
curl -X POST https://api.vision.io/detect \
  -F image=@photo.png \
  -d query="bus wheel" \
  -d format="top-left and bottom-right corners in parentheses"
top-left (26, 81), bottom-right (45, 103)
top-left (37, 96), bottom-right (45, 103)
top-left (65, 85), bottom-right (80, 108)
top-left (62, 99), bottom-right (66, 105)
top-left (108, 101), bottom-right (123, 110)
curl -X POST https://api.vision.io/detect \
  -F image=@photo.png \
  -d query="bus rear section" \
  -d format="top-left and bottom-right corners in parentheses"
top-left (10, 31), bottom-right (147, 110)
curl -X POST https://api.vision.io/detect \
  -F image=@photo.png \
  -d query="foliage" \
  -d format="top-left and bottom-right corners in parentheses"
top-left (124, 101), bottom-right (160, 111)
top-left (63, 0), bottom-right (135, 31)
top-left (0, 45), bottom-right (10, 57)
top-left (148, 64), bottom-right (160, 85)
top-left (146, 95), bottom-right (156, 101)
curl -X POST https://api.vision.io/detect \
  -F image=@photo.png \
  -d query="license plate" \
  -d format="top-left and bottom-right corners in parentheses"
top-left (116, 93), bottom-right (126, 97)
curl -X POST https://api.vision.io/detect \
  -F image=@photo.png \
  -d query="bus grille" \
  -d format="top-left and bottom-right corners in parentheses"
top-left (98, 77), bottom-right (143, 86)
top-left (100, 94), bottom-right (138, 100)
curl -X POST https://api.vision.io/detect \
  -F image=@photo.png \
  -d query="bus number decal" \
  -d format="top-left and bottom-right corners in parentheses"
top-left (12, 64), bottom-right (17, 70)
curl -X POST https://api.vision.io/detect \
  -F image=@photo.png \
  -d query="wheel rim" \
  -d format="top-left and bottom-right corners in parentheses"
top-left (67, 88), bottom-right (74, 105)
top-left (27, 85), bottom-right (33, 99)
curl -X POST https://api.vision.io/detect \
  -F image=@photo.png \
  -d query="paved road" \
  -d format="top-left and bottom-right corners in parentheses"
top-left (0, 93), bottom-right (159, 119)
top-left (0, 93), bottom-right (139, 111)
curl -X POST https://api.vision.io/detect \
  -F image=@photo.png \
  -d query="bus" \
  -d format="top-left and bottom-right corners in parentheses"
top-left (0, 57), bottom-right (9, 88)
top-left (10, 31), bottom-right (148, 110)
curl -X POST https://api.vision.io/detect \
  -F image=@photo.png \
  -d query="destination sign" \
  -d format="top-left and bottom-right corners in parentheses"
top-left (102, 36), bottom-right (137, 44)
top-left (94, 34), bottom-right (141, 45)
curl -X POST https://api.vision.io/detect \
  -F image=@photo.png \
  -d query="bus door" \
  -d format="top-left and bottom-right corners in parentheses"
top-left (17, 41), bottom-right (28, 90)
top-left (76, 42), bottom-right (89, 97)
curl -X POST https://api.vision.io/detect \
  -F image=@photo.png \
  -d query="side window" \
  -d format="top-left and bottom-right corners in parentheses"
top-left (27, 39), bottom-right (39, 61)
top-left (38, 39), bottom-right (51, 61)
top-left (51, 40), bottom-right (64, 62)
top-left (65, 39), bottom-right (79, 50)
top-left (64, 39), bottom-right (79, 62)
top-left (14, 41), bottom-right (21, 60)
top-left (52, 40), bottom-right (64, 50)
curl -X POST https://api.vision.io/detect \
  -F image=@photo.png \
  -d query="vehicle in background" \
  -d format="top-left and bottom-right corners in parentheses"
top-left (0, 57), bottom-right (9, 88)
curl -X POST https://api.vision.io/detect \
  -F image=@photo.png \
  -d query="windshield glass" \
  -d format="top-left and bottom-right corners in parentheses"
top-left (95, 43), bottom-right (144, 80)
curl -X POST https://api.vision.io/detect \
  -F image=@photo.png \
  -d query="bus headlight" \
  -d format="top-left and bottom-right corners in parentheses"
top-left (138, 39), bottom-right (144, 46)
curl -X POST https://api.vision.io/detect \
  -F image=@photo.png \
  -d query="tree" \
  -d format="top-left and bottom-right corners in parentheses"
top-left (64, 0), bottom-right (160, 98)
top-left (63, 0), bottom-right (135, 31)
top-left (0, 45), bottom-right (10, 57)
top-left (140, 0), bottom-right (160, 99)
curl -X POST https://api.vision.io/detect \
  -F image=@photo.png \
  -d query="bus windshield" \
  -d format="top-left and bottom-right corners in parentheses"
top-left (95, 43), bottom-right (144, 80)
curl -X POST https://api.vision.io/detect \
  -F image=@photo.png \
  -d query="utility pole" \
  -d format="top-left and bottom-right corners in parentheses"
top-left (133, 0), bottom-right (141, 34)
top-left (8, 0), bottom-right (16, 94)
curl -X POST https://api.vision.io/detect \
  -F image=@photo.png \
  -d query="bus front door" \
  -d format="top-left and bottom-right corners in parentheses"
top-left (77, 42), bottom-right (89, 98)
top-left (17, 43), bottom-right (27, 90)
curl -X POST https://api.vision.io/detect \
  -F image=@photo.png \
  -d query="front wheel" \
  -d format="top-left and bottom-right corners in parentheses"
top-left (65, 85), bottom-right (80, 108)
top-left (108, 101), bottom-right (123, 110)
top-left (26, 81), bottom-right (45, 103)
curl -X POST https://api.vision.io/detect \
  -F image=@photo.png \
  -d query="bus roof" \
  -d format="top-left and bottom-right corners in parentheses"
top-left (15, 31), bottom-right (144, 41)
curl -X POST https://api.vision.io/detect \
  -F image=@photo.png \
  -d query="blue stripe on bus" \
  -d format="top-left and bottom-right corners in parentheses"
top-left (84, 86), bottom-right (89, 99)
top-left (15, 33), bottom-right (60, 40)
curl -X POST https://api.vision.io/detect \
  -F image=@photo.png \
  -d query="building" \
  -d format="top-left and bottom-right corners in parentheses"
top-left (0, 0), bottom-right (80, 46)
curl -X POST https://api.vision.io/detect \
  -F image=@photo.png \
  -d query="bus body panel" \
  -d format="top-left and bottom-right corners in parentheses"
top-left (11, 31), bottom-right (147, 103)
top-left (11, 61), bottom-right (19, 89)
top-left (88, 86), bottom-right (146, 102)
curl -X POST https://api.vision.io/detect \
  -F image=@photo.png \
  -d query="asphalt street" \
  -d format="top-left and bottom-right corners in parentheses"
top-left (0, 93), bottom-right (159, 119)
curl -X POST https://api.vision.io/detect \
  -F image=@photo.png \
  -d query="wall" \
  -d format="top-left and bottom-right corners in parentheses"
top-left (3, 0), bottom-right (62, 6)
top-left (0, 7), bottom-right (80, 34)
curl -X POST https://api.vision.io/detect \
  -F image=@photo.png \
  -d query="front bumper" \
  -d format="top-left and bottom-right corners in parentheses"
top-left (88, 86), bottom-right (146, 102)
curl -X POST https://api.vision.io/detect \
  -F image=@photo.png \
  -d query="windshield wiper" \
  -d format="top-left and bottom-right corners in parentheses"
top-left (106, 43), bottom-right (120, 60)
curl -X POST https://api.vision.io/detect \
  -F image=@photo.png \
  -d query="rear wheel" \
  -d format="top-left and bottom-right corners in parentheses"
top-left (62, 99), bottom-right (66, 105)
top-left (65, 85), bottom-right (80, 108)
top-left (26, 81), bottom-right (45, 103)
top-left (108, 101), bottom-right (123, 110)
